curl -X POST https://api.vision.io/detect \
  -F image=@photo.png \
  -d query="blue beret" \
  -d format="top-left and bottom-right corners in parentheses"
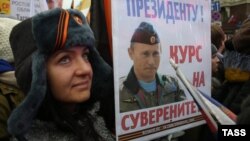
top-left (131, 22), bottom-right (160, 45)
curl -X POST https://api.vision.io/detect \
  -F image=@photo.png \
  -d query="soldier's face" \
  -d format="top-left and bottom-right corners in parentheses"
top-left (129, 43), bottom-right (161, 82)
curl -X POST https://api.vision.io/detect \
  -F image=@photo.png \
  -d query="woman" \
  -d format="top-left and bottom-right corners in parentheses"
top-left (8, 8), bottom-right (115, 141)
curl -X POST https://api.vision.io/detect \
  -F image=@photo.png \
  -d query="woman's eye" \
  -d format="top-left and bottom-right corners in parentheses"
top-left (82, 49), bottom-right (90, 61)
top-left (82, 53), bottom-right (89, 61)
top-left (59, 56), bottom-right (70, 64)
top-left (143, 52), bottom-right (150, 57)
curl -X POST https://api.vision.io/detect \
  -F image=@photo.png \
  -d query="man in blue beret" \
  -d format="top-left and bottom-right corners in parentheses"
top-left (119, 22), bottom-right (186, 113)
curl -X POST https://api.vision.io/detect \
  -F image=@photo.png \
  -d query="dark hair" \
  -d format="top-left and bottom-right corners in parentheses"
top-left (225, 38), bottom-right (235, 51)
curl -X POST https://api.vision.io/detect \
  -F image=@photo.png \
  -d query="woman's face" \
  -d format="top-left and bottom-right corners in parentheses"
top-left (46, 46), bottom-right (93, 104)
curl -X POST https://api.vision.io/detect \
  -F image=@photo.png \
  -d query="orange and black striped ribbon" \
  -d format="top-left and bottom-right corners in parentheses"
top-left (54, 10), bottom-right (70, 52)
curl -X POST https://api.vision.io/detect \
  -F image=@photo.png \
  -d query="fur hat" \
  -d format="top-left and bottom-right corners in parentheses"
top-left (0, 18), bottom-right (20, 63)
top-left (8, 8), bottom-right (112, 136)
top-left (233, 18), bottom-right (250, 55)
top-left (131, 22), bottom-right (160, 45)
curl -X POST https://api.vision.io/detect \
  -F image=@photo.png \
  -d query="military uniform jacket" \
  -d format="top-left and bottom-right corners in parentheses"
top-left (120, 68), bottom-right (186, 113)
top-left (0, 82), bottom-right (24, 139)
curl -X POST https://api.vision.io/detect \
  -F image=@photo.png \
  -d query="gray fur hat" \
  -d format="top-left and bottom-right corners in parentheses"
top-left (8, 8), bottom-right (112, 136)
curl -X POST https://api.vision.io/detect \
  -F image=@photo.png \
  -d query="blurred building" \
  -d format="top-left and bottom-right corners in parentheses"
top-left (220, 0), bottom-right (250, 37)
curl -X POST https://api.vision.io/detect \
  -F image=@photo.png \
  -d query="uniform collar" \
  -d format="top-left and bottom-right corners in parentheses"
top-left (0, 82), bottom-right (21, 95)
top-left (123, 67), bottom-right (163, 94)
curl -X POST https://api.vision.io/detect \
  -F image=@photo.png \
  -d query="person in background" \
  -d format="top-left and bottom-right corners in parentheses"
top-left (211, 23), bottom-right (226, 54)
top-left (57, 0), bottom-right (63, 8)
top-left (228, 18), bottom-right (250, 124)
top-left (7, 8), bottom-right (114, 141)
top-left (46, 0), bottom-right (55, 9)
top-left (46, 0), bottom-right (63, 9)
top-left (213, 18), bottom-right (250, 116)
top-left (211, 23), bottom-right (226, 85)
top-left (0, 17), bottom-right (24, 141)
top-left (238, 96), bottom-right (250, 124)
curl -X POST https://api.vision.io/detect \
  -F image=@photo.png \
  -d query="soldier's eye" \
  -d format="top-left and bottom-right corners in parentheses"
top-left (153, 51), bottom-right (160, 57)
top-left (143, 52), bottom-right (150, 57)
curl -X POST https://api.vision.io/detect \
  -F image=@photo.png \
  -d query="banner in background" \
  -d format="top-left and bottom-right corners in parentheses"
top-left (0, 0), bottom-right (92, 20)
top-left (112, 0), bottom-right (211, 140)
top-left (0, 0), bottom-right (91, 21)
top-left (0, 0), bottom-right (48, 20)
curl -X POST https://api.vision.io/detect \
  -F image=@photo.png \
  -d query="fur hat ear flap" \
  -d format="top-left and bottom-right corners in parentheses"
top-left (8, 51), bottom-right (47, 136)
top-left (87, 47), bottom-right (113, 103)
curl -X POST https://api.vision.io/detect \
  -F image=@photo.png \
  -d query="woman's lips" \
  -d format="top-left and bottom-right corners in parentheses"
top-left (72, 81), bottom-right (90, 90)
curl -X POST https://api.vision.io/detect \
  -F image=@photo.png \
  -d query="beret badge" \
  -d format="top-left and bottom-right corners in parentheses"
top-left (150, 36), bottom-right (156, 44)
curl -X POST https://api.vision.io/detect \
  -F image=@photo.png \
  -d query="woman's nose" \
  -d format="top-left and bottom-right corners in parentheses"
top-left (75, 58), bottom-right (92, 75)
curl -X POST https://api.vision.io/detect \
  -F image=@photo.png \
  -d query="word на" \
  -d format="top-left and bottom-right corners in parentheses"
top-left (193, 71), bottom-right (205, 87)
top-left (126, 0), bottom-right (204, 24)
top-left (121, 100), bottom-right (198, 131)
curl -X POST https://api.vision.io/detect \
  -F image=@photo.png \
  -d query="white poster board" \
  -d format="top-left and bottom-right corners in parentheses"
top-left (112, 0), bottom-right (211, 140)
